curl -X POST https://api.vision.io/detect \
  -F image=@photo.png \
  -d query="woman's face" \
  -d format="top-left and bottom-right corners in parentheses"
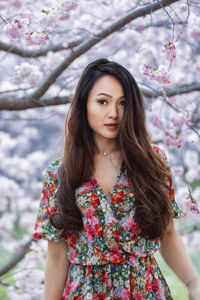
top-left (87, 75), bottom-right (125, 142)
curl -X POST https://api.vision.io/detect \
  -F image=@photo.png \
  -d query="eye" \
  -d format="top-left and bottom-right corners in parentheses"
top-left (120, 101), bottom-right (126, 106)
top-left (97, 100), bottom-right (107, 105)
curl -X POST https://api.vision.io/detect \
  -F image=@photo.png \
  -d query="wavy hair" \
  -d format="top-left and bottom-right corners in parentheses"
top-left (50, 58), bottom-right (173, 239)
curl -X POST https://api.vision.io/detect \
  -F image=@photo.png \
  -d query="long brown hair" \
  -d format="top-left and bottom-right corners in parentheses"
top-left (51, 58), bottom-right (173, 239)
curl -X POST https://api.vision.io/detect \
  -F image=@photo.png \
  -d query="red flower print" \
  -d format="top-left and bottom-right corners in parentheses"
top-left (32, 232), bottom-right (42, 239)
top-left (49, 183), bottom-right (56, 196)
top-left (100, 269), bottom-right (109, 282)
top-left (145, 279), bottom-right (153, 292)
top-left (152, 279), bottom-right (159, 290)
top-left (96, 247), bottom-right (107, 263)
top-left (49, 170), bottom-right (58, 180)
top-left (93, 292), bottom-right (108, 299)
top-left (156, 289), bottom-right (163, 298)
top-left (111, 191), bottom-right (125, 203)
top-left (89, 194), bottom-right (100, 207)
top-left (67, 233), bottom-right (76, 248)
top-left (130, 272), bottom-right (136, 290)
top-left (93, 224), bottom-right (104, 237)
top-left (113, 228), bottom-right (122, 242)
top-left (86, 266), bottom-right (92, 278)
top-left (42, 186), bottom-right (49, 199)
top-left (49, 207), bottom-right (56, 214)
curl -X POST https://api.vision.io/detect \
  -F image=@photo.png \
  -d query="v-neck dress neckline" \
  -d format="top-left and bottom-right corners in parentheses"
top-left (89, 160), bottom-right (124, 199)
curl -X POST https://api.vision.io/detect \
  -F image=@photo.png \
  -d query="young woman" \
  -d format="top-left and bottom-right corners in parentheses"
top-left (33, 59), bottom-right (200, 300)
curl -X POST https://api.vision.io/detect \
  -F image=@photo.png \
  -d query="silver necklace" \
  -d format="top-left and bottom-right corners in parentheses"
top-left (103, 151), bottom-right (122, 172)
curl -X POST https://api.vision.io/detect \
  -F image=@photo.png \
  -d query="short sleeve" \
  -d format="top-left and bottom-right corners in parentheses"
top-left (152, 145), bottom-right (186, 219)
top-left (32, 159), bottom-right (67, 242)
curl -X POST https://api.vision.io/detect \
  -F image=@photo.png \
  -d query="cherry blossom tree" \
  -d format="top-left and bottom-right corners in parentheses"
top-left (0, 0), bottom-right (200, 298)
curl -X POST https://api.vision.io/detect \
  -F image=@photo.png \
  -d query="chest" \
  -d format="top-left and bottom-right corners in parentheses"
top-left (92, 160), bottom-right (121, 198)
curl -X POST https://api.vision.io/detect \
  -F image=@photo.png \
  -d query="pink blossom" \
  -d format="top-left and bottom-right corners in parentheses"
top-left (60, 0), bottom-right (79, 12)
top-left (59, 0), bottom-right (79, 21)
top-left (0, 0), bottom-right (22, 10)
top-left (0, 1), bottom-right (7, 10)
top-left (171, 117), bottom-right (185, 128)
top-left (25, 31), bottom-right (49, 46)
top-left (150, 114), bottom-right (163, 129)
top-left (171, 116), bottom-right (194, 128)
top-left (140, 64), bottom-right (170, 84)
top-left (12, 0), bottom-right (22, 9)
top-left (162, 41), bottom-right (176, 61)
top-left (4, 18), bottom-right (29, 39)
top-left (185, 195), bottom-right (200, 214)
top-left (190, 26), bottom-right (200, 39)
top-left (13, 62), bottom-right (43, 87)
top-left (184, 117), bottom-right (194, 128)
top-left (38, 8), bottom-right (59, 27)
top-left (163, 134), bottom-right (183, 148)
top-left (59, 12), bottom-right (71, 21)
top-left (155, 65), bottom-right (171, 83)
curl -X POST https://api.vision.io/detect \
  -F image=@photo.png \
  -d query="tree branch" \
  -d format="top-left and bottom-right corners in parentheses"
top-left (0, 237), bottom-right (34, 276)
top-left (30, 0), bottom-right (180, 100)
top-left (0, 39), bottom-right (83, 58)
top-left (142, 82), bottom-right (200, 98)
top-left (0, 95), bottom-right (71, 110)
top-left (1, 82), bottom-right (199, 110)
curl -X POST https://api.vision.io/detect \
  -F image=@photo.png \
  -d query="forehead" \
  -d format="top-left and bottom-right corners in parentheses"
top-left (88, 75), bottom-right (124, 97)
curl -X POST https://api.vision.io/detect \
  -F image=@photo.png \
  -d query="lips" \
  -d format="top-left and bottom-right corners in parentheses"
top-left (105, 123), bottom-right (119, 126)
top-left (104, 123), bottom-right (119, 130)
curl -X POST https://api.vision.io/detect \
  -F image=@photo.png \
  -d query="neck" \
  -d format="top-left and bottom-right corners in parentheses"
top-left (93, 135), bottom-right (119, 156)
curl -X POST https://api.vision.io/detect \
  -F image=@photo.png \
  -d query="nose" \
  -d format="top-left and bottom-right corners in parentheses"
top-left (108, 103), bottom-right (118, 119)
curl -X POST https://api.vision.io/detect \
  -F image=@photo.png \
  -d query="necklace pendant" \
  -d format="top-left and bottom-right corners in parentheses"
top-left (103, 152), bottom-right (107, 156)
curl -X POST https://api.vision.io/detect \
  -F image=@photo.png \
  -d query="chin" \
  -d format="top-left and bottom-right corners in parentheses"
top-left (102, 134), bottom-right (118, 139)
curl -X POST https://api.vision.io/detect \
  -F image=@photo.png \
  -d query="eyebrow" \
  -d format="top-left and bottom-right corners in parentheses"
top-left (96, 93), bottom-right (125, 99)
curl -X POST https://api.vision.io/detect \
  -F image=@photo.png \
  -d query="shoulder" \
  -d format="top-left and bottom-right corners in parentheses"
top-left (151, 144), bottom-right (166, 158)
top-left (44, 158), bottom-right (63, 183)
top-left (151, 144), bottom-right (171, 171)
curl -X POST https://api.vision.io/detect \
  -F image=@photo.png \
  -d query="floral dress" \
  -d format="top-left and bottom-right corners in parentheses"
top-left (32, 145), bottom-right (186, 300)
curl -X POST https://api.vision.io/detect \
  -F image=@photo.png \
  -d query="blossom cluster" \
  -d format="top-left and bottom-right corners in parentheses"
top-left (25, 31), bottom-right (49, 46)
top-left (185, 195), bottom-right (200, 215)
top-left (4, 18), bottom-right (29, 39)
top-left (139, 64), bottom-right (171, 84)
top-left (162, 41), bottom-right (176, 61)
top-left (149, 113), bottom-right (194, 148)
top-left (163, 132), bottom-right (183, 148)
top-left (0, 0), bottom-right (22, 10)
top-left (6, 241), bottom-right (46, 300)
top-left (13, 62), bottom-right (43, 87)
top-left (171, 116), bottom-right (194, 128)
top-left (3, 0), bottom-right (79, 45)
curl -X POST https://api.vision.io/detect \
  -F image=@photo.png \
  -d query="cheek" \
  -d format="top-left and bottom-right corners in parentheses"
top-left (118, 107), bottom-right (124, 120)
top-left (87, 104), bottom-right (100, 128)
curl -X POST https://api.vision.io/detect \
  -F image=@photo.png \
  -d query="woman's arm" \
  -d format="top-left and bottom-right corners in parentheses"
top-left (160, 218), bottom-right (200, 300)
top-left (44, 240), bottom-right (70, 300)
